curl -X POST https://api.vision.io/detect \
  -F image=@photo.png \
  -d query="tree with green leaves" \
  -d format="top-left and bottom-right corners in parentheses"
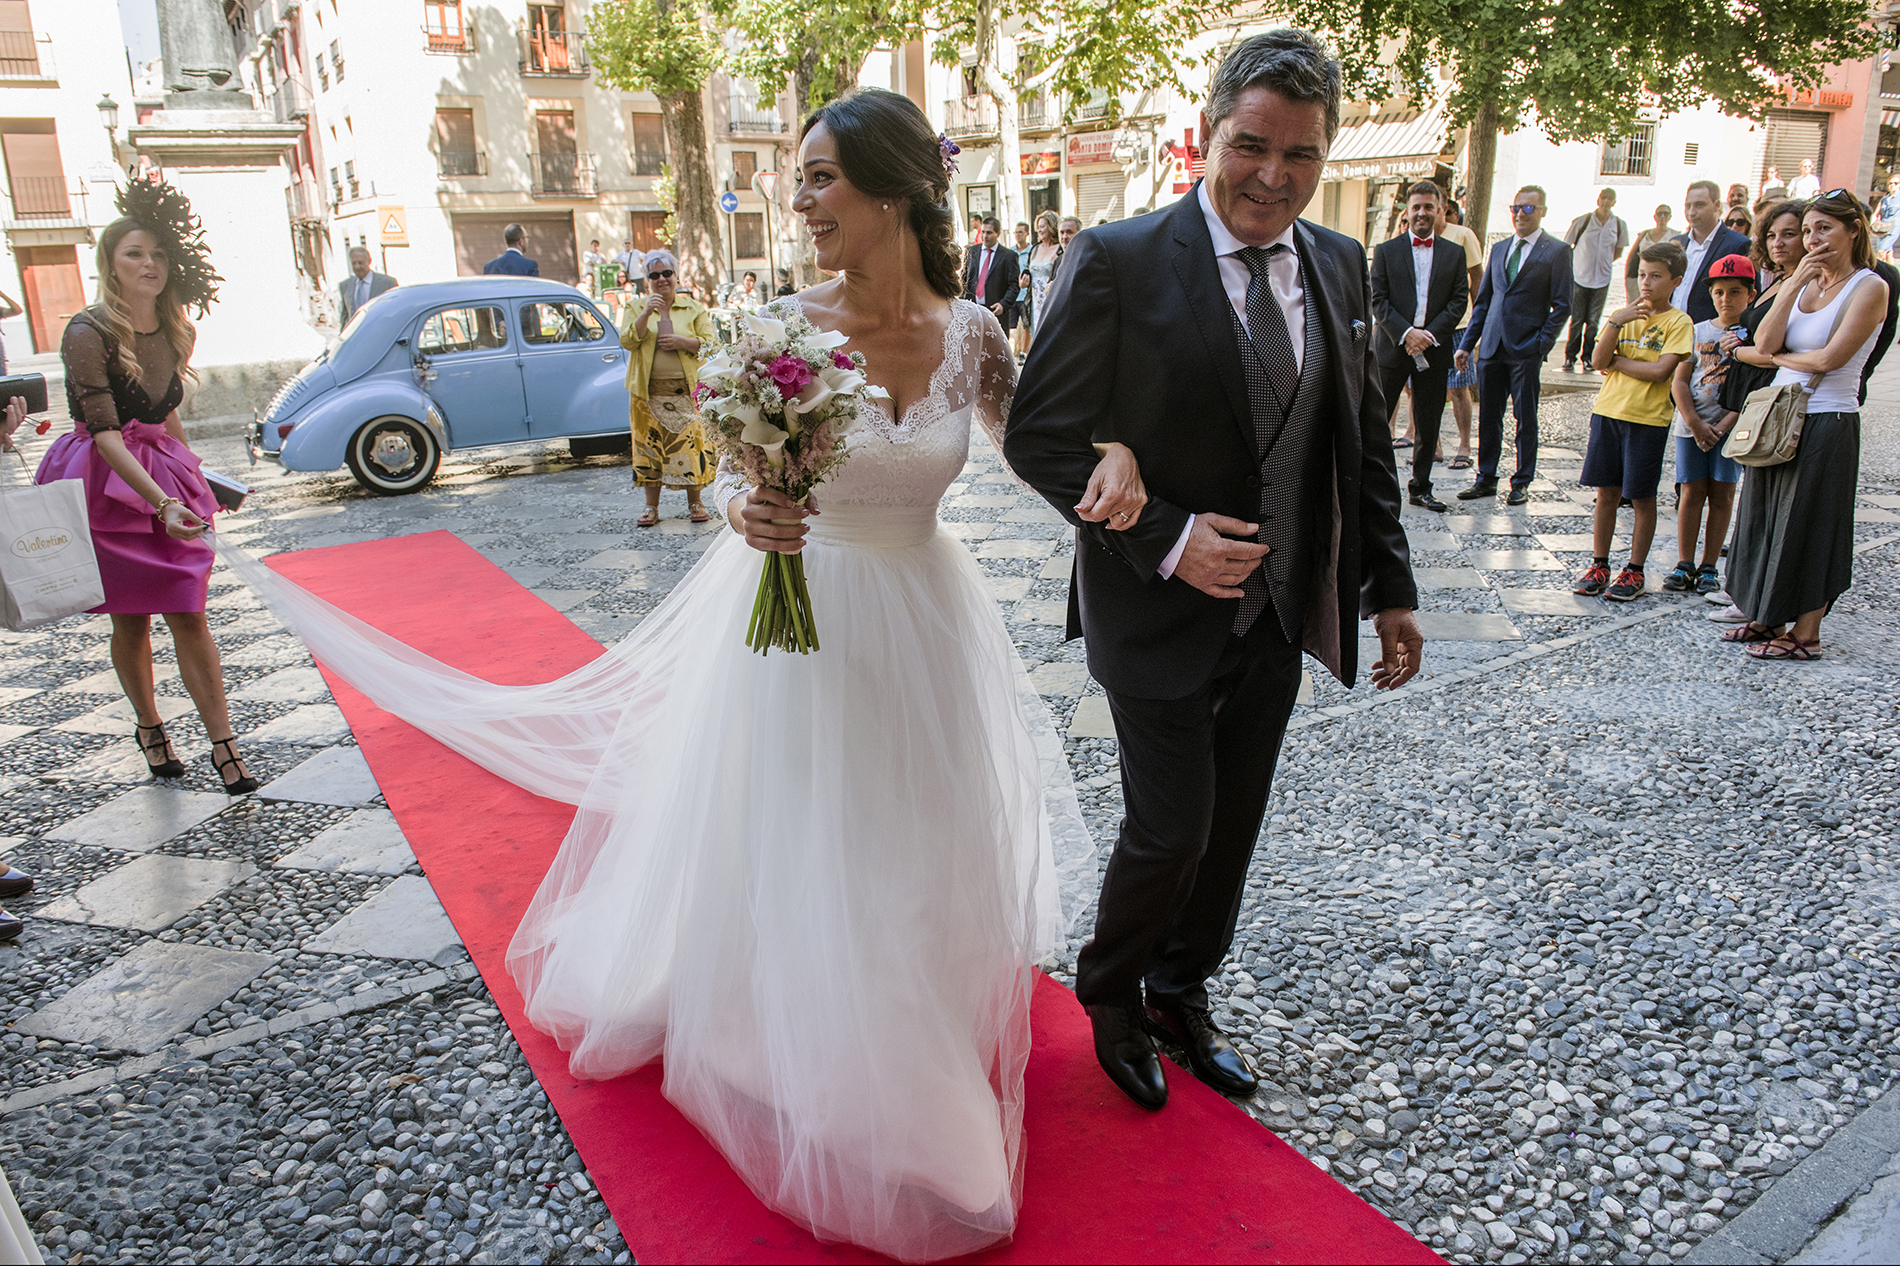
top-left (711, 0), bottom-right (921, 113)
top-left (587, 0), bottom-right (723, 293)
top-left (1285, 0), bottom-right (1881, 236)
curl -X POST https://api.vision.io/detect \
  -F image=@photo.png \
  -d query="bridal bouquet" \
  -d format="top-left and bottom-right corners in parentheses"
top-left (696, 309), bottom-right (887, 654)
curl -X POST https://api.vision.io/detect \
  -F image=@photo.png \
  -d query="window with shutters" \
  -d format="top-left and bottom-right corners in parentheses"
top-left (0, 119), bottom-right (67, 219)
top-left (1684, 142), bottom-right (1699, 166)
top-left (343, 159), bottom-right (358, 198)
top-left (733, 150), bottom-right (757, 183)
top-left (1762, 110), bottom-right (1829, 189)
top-left (0, 2), bottom-right (41, 79)
top-left (628, 210), bottom-right (668, 253)
top-left (435, 108), bottom-right (481, 176)
top-left (315, 54), bottom-right (327, 91)
top-left (630, 113), bottom-right (666, 176)
top-left (1599, 125), bottom-right (1655, 178)
top-left (424, 0), bottom-right (471, 53)
top-left (331, 39), bottom-right (344, 82)
top-left (734, 212), bottom-right (765, 259)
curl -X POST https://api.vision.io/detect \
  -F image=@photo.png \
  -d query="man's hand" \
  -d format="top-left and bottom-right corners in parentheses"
top-left (1370, 608), bottom-right (1424, 690)
top-left (1454, 348), bottom-right (1471, 372)
top-left (1402, 329), bottom-right (1433, 357)
top-left (1172, 514), bottom-right (1269, 599)
top-left (990, 302), bottom-right (1005, 316)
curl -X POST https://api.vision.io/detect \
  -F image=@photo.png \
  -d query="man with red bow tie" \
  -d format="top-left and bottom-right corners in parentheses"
top-left (1369, 181), bottom-right (1470, 511)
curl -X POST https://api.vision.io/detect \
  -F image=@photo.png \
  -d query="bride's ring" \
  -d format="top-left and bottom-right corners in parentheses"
top-left (1114, 511), bottom-right (1128, 521)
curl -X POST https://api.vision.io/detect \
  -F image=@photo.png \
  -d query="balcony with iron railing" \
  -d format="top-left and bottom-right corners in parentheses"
top-left (0, 28), bottom-right (52, 81)
top-left (423, 18), bottom-right (474, 54)
top-left (438, 150), bottom-right (488, 177)
top-left (728, 87), bottom-right (787, 134)
top-left (520, 27), bottom-right (588, 76)
top-left (1018, 92), bottom-right (1052, 131)
top-left (630, 148), bottom-right (667, 177)
top-left (7, 176), bottom-right (70, 221)
top-left (943, 97), bottom-right (999, 139)
top-left (271, 76), bottom-right (314, 123)
top-left (530, 151), bottom-right (597, 198)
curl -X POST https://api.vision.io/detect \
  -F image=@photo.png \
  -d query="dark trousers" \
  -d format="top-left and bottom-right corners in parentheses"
top-left (1379, 356), bottom-right (1450, 494)
top-left (1076, 621), bottom-right (1304, 1010)
top-left (1564, 283), bottom-right (1610, 366)
top-left (1476, 356), bottom-right (1542, 489)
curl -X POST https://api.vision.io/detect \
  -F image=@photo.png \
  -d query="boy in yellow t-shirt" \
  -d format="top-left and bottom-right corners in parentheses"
top-left (1573, 241), bottom-right (1694, 603)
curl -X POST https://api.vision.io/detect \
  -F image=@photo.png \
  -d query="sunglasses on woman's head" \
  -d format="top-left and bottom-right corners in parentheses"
top-left (648, 269), bottom-right (674, 281)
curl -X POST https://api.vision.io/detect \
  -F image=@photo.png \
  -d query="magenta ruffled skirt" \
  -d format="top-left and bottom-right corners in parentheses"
top-left (35, 419), bottom-right (217, 614)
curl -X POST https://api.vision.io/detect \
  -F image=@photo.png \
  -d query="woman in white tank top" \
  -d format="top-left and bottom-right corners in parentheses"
top-left (1726, 192), bottom-right (1891, 660)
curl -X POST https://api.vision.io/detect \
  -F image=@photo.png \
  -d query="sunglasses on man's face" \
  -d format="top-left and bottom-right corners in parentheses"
top-left (1509, 203), bottom-right (1540, 215)
top-left (647, 270), bottom-right (675, 281)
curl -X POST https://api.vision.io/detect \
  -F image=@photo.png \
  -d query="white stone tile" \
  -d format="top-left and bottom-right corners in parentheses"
top-left (1414, 612), bottom-right (1521, 641)
top-left (1001, 503), bottom-right (1064, 524)
top-left (52, 695), bottom-right (195, 736)
top-left (1413, 567), bottom-right (1489, 591)
top-left (214, 609), bottom-right (283, 635)
top-left (576, 549), bottom-right (669, 570)
top-left (939, 520), bottom-right (993, 541)
top-left (36, 740), bottom-right (154, 785)
top-left (1537, 534), bottom-right (1627, 553)
top-left (259, 745), bottom-right (381, 807)
top-left (228, 666), bottom-right (331, 703)
top-left (14, 941), bottom-right (275, 1053)
top-left (303, 875), bottom-right (463, 964)
top-left (0, 724), bottom-right (36, 746)
top-left (1862, 494), bottom-right (1900, 509)
top-left (0, 684), bottom-right (42, 706)
top-left (1038, 555), bottom-right (1074, 580)
top-left (530, 589), bottom-right (597, 612)
top-left (1853, 506), bottom-right (1900, 524)
top-left (276, 808), bottom-right (415, 875)
top-left (1067, 695), bottom-right (1117, 740)
top-left (611, 571), bottom-right (684, 593)
top-left (1013, 600), bottom-right (1067, 626)
top-left (1446, 515), bottom-right (1533, 536)
top-left (246, 703), bottom-right (351, 747)
top-left (44, 784), bottom-right (231, 852)
top-left (204, 587), bottom-right (264, 611)
top-left (950, 495), bottom-right (1019, 510)
top-left (1500, 589), bottom-right (1613, 618)
top-left (1030, 662), bottom-right (1090, 696)
top-left (653, 517), bottom-right (721, 536)
top-left (273, 505), bottom-right (346, 522)
top-left (54, 664), bottom-right (178, 694)
top-left (1464, 549), bottom-right (1566, 571)
top-left (976, 538), bottom-right (1059, 559)
top-left (221, 634), bottom-right (311, 669)
top-left (1406, 530), bottom-right (1460, 552)
top-left (37, 854), bottom-right (254, 931)
top-left (1296, 669), bottom-right (1315, 706)
top-left (985, 576), bottom-right (1032, 603)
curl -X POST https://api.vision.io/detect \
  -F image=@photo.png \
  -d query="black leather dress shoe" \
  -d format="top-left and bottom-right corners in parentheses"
top-left (1456, 481), bottom-right (1498, 501)
top-left (0, 867), bottom-right (31, 900)
top-left (1146, 997), bottom-right (1259, 1098)
top-left (1408, 489), bottom-right (1448, 513)
top-left (0, 909), bottom-right (21, 941)
top-left (1086, 1003), bottom-right (1168, 1110)
top-left (1505, 486), bottom-right (1530, 506)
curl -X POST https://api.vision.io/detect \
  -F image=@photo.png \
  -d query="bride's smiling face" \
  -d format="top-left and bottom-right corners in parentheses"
top-left (792, 122), bottom-right (892, 273)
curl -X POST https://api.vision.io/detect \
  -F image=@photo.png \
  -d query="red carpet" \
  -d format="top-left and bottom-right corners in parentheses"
top-left (268, 530), bottom-right (1440, 1265)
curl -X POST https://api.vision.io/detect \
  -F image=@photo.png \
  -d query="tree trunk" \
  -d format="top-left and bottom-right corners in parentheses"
top-left (971, 1), bottom-right (1021, 233)
top-left (663, 87), bottom-right (723, 297)
top-left (1465, 96), bottom-right (1500, 244)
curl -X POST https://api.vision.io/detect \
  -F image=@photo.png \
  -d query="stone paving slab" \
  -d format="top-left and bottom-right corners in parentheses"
top-left (1462, 548), bottom-right (1566, 571)
top-left (228, 665), bottom-right (331, 703)
top-left (1067, 695), bottom-right (1116, 739)
top-left (258, 744), bottom-right (381, 807)
top-left (531, 588), bottom-right (599, 612)
top-left (1499, 588), bottom-right (1614, 618)
top-left (1405, 530), bottom-right (1460, 552)
top-left (1537, 533), bottom-right (1628, 553)
top-left (1789, 1160), bottom-right (1900, 1263)
top-left (14, 940), bottom-right (275, 1053)
top-left (1413, 567), bottom-right (1489, 590)
top-left (986, 576), bottom-right (1032, 602)
top-left (0, 723), bottom-right (36, 746)
top-left (36, 739), bottom-right (155, 784)
top-left (44, 784), bottom-right (231, 852)
top-left (942, 520), bottom-right (994, 540)
top-left (1030, 662), bottom-right (1090, 695)
top-left (52, 693), bottom-right (195, 736)
top-left (976, 537), bottom-right (1060, 559)
top-left (220, 633), bottom-right (310, 668)
top-left (577, 549), bottom-right (671, 570)
top-left (275, 808), bottom-right (415, 875)
top-left (303, 874), bottom-right (463, 964)
top-left (54, 664), bottom-right (178, 694)
top-left (245, 702), bottom-right (351, 746)
top-left (1014, 600), bottom-right (1067, 626)
top-left (37, 854), bottom-right (255, 930)
top-left (1445, 514), bottom-right (1532, 536)
top-left (1038, 555), bottom-right (1073, 579)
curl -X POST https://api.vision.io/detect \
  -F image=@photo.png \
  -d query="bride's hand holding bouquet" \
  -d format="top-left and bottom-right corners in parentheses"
top-left (700, 307), bottom-right (888, 654)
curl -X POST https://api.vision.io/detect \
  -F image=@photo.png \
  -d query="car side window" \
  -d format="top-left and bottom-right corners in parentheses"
top-left (520, 301), bottom-right (605, 345)
top-left (417, 306), bottom-right (508, 355)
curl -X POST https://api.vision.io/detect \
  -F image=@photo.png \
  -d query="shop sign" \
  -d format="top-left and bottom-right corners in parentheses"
top-left (1321, 154), bottom-right (1438, 182)
top-left (1020, 151), bottom-right (1061, 175)
top-left (1066, 131), bottom-right (1119, 166)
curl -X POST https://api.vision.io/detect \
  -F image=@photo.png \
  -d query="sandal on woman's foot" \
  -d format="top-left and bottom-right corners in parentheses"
top-left (1748, 635), bottom-right (1821, 661)
top-left (1720, 622), bottom-right (1776, 644)
top-left (135, 722), bottom-right (185, 779)
top-left (1392, 437), bottom-right (1414, 449)
top-left (636, 508), bottom-right (660, 527)
top-left (209, 737), bottom-right (259, 795)
top-left (1448, 454), bottom-right (1473, 470)
top-left (689, 504), bottom-right (711, 523)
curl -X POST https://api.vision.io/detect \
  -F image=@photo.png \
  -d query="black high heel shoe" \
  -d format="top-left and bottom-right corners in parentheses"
top-left (135, 722), bottom-right (186, 779)
top-left (209, 736), bottom-right (259, 795)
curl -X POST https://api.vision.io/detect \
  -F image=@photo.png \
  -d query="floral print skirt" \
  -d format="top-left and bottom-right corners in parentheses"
top-left (631, 378), bottom-right (715, 489)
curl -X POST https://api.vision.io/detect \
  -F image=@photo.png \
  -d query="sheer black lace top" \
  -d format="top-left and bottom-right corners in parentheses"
top-left (61, 309), bottom-right (184, 434)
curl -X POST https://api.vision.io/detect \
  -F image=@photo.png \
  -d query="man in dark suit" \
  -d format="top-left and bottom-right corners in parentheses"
top-left (337, 246), bottom-right (397, 325)
top-left (1370, 181), bottom-right (1469, 512)
top-left (1454, 185), bottom-right (1572, 504)
top-left (483, 223), bottom-right (541, 276)
top-left (1006, 30), bottom-right (1421, 1112)
top-left (961, 216), bottom-right (1017, 319)
top-left (1671, 180), bottom-right (1751, 323)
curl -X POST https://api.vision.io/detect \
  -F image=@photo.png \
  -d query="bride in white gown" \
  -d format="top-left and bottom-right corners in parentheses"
top-left (219, 89), bottom-right (1149, 1262)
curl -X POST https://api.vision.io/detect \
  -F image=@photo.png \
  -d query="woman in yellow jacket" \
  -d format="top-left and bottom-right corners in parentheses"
top-left (620, 248), bottom-right (717, 524)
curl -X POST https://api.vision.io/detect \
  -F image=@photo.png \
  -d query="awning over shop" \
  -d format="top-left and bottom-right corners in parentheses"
top-left (1322, 106), bottom-right (1451, 182)
top-left (1881, 108), bottom-right (1900, 129)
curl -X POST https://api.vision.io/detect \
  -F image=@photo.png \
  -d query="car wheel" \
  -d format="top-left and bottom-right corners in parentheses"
top-left (345, 415), bottom-right (441, 495)
top-left (568, 433), bottom-right (632, 459)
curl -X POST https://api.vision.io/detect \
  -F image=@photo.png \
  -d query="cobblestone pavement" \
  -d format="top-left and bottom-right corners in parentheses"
top-left (2, 381), bottom-right (1899, 1266)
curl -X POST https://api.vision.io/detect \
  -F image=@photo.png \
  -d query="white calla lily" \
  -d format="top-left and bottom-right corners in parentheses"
top-left (697, 350), bottom-right (741, 384)
top-left (805, 327), bottom-right (849, 350)
top-left (817, 364), bottom-right (867, 396)
top-left (744, 312), bottom-right (786, 343)
top-left (787, 381), bottom-right (836, 416)
top-left (709, 394), bottom-right (762, 428)
top-left (740, 413), bottom-right (790, 452)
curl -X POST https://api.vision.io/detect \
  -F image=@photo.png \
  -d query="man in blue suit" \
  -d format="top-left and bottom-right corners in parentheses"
top-left (1671, 180), bottom-right (1751, 322)
top-left (1454, 186), bottom-right (1572, 504)
top-left (482, 223), bottom-right (540, 276)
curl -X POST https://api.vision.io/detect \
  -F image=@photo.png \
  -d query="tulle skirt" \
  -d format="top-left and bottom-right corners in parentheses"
top-left (218, 504), bottom-right (1093, 1263)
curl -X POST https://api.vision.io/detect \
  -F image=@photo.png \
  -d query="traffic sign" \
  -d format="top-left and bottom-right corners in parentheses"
top-left (719, 191), bottom-right (740, 213)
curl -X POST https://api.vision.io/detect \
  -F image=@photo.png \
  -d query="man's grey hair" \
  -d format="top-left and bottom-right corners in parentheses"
top-left (643, 248), bottom-right (678, 272)
top-left (1205, 29), bottom-right (1342, 143)
top-left (347, 245), bottom-right (372, 259)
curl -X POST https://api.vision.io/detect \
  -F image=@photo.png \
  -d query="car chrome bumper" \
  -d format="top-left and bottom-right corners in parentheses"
top-left (246, 418), bottom-right (280, 466)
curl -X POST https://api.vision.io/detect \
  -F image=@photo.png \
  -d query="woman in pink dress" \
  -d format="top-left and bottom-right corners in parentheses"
top-left (33, 179), bottom-right (256, 793)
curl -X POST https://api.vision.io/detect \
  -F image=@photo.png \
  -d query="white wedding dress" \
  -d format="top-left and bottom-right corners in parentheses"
top-left (219, 297), bottom-right (1093, 1263)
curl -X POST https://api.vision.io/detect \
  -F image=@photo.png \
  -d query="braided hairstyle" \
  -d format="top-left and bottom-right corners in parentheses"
top-left (798, 89), bottom-right (962, 300)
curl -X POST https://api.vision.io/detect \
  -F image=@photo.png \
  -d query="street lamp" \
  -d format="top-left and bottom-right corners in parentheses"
top-left (97, 94), bottom-right (124, 170)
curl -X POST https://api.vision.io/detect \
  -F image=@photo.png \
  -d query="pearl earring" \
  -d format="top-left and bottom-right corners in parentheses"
top-left (882, 203), bottom-right (890, 210)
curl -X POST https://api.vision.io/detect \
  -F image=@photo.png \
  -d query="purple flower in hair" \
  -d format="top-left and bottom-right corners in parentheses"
top-left (938, 133), bottom-right (961, 176)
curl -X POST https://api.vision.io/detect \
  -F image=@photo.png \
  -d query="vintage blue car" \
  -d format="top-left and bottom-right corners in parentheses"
top-left (248, 277), bottom-right (633, 494)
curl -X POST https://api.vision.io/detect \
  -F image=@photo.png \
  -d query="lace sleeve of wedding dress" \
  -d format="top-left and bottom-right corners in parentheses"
top-left (707, 455), bottom-right (749, 522)
top-left (969, 305), bottom-right (1020, 480)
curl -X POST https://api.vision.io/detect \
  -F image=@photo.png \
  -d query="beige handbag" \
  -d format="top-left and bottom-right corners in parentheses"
top-left (1722, 287), bottom-right (1852, 469)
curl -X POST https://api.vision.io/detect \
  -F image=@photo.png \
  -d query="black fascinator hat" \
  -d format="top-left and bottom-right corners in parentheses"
top-left (114, 177), bottom-right (222, 316)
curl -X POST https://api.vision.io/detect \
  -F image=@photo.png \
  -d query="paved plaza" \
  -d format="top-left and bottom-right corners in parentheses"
top-left (2, 371), bottom-right (1900, 1264)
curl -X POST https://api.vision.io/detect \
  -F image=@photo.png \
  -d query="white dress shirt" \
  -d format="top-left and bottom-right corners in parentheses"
top-left (1159, 184), bottom-right (1307, 579)
top-left (352, 274), bottom-right (371, 311)
top-left (1501, 227), bottom-right (1543, 282)
top-left (1409, 232), bottom-right (1435, 329)
top-left (975, 245), bottom-right (998, 297)
top-left (1672, 226), bottom-right (1718, 312)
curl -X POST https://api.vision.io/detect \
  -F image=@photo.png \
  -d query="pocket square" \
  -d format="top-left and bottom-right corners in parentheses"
top-left (1351, 319), bottom-right (1367, 343)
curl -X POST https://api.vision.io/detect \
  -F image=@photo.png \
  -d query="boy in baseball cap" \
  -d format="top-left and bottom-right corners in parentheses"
top-left (1665, 253), bottom-right (1756, 595)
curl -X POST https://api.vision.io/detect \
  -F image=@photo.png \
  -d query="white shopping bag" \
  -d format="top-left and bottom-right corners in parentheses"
top-left (0, 471), bottom-right (105, 630)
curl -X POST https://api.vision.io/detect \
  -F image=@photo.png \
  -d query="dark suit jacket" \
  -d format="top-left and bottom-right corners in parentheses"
top-left (483, 249), bottom-right (540, 277)
top-left (1860, 259), bottom-right (1899, 405)
top-left (1459, 233), bottom-right (1573, 362)
top-left (337, 271), bottom-right (397, 325)
top-left (961, 243), bottom-right (1018, 308)
top-left (1671, 225), bottom-right (1751, 322)
top-left (1369, 234), bottom-right (1469, 372)
top-left (1004, 187), bottom-right (1417, 699)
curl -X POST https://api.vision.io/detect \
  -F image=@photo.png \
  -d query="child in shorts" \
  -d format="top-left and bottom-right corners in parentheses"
top-left (1664, 254), bottom-right (1754, 595)
top-left (1573, 241), bottom-right (1694, 602)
